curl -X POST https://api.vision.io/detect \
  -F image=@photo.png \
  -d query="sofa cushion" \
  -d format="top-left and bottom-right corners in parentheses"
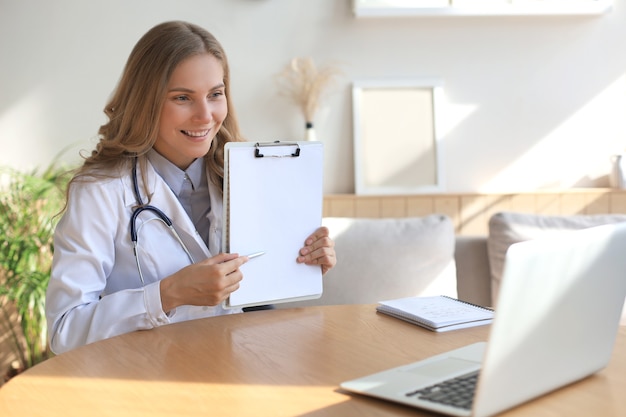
top-left (487, 212), bottom-right (626, 307)
top-left (276, 215), bottom-right (457, 308)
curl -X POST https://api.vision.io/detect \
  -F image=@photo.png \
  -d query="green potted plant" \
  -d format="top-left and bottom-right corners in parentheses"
top-left (0, 162), bottom-right (70, 382)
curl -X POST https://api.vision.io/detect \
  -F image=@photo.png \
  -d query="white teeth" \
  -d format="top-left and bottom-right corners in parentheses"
top-left (182, 130), bottom-right (209, 137)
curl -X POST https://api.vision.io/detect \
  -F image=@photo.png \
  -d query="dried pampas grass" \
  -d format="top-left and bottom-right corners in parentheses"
top-left (275, 57), bottom-right (341, 124)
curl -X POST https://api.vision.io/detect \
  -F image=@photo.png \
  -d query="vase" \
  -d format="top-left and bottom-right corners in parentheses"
top-left (305, 122), bottom-right (316, 142)
top-left (610, 154), bottom-right (626, 188)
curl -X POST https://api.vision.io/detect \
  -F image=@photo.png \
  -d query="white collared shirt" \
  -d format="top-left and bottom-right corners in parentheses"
top-left (147, 149), bottom-right (211, 246)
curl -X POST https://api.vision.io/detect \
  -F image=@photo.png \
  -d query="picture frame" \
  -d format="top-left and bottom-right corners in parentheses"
top-left (352, 78), bottom-right (444, 195)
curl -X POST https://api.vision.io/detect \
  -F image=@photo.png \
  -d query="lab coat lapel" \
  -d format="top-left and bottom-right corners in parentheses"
top-left (123, 161), bottom-right (212, 261)
top-left (206, 174), bottom-right (224, 256)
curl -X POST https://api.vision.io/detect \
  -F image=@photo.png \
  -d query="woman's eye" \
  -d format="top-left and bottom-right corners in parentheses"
top-left (210, 90), bottom-right (225, 99)
top-left (174, 95), bottom-right (190, 102)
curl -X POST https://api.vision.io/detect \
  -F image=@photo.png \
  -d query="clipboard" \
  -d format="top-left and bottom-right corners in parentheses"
top-left (222, 140), bottom-right (324, 308)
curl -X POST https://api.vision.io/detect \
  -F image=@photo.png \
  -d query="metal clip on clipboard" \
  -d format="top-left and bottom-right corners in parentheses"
top-left (254, 141), bottom-right (301, 158)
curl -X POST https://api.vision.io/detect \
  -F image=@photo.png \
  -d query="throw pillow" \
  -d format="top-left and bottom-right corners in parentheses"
top-left (487, 212), bottom-right (626, 307)
top-left (276, 214), bottom-right (457, 308)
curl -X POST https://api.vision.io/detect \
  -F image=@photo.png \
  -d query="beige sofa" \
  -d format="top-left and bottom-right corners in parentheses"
top-left (278, 212), bottom-right (626, 311)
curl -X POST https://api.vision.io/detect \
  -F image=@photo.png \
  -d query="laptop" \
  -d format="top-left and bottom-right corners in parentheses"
top-left (340, 222), bottom-right (626, 417)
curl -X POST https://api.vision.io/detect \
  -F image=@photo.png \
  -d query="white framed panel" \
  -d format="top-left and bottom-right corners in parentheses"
top-left (352, 0), bottom-right (613, 17)
top-left (352, 78), bottom-right (444, 195)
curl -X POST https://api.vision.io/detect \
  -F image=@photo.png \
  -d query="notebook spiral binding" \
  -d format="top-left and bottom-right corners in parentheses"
top-left (441, 295), bottom-right (494, 312)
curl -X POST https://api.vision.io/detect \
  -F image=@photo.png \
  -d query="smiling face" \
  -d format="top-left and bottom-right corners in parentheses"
top-left (154, 53), bottom-right (228, 170)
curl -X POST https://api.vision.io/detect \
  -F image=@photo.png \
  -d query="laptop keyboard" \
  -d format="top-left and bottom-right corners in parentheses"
top-left (405, 371), bottom-right (479, 410)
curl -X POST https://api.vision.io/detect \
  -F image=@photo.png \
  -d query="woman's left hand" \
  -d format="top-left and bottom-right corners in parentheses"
top-left (297, 226), bottom-right (337, 275)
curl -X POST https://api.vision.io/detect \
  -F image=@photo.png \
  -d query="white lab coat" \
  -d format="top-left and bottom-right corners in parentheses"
top-left (46, 160), bottom-right (241, 354)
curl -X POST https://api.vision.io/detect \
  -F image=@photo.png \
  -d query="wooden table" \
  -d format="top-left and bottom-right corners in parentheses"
top-left (0, 304), bottom-right (624, 416)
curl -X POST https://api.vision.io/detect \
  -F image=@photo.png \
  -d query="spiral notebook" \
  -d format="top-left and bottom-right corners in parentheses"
top-left (376, 295), bottom-right (494, 332)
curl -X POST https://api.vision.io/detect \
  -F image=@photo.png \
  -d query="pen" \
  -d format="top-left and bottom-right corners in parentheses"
top-left (245, 251), bottom-right (266, 259)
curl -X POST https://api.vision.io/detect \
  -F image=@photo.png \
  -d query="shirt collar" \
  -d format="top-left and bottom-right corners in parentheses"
top-left (146, 149), bottom-right (205, 195)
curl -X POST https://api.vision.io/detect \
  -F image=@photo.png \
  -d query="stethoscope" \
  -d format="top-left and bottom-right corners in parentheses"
top-left (130, 157), bottom-right (195, 285)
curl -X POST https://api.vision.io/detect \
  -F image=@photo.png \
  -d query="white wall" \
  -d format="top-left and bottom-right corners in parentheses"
top-left (1, 0), bottom-right (626, 193)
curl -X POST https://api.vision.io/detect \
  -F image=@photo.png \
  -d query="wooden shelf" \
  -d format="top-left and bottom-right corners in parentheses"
top-left (353, 1), bottom-right (614, 17)
top-left (323, 189), bottom-right (626, 235)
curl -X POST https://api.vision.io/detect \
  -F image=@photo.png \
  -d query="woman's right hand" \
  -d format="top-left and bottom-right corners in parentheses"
top-left (159, 252), bottom-right (248, 313)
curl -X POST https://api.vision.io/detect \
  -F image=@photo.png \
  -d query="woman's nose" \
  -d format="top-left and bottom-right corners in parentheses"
top-left (192, 100), bottom-right (213, 123)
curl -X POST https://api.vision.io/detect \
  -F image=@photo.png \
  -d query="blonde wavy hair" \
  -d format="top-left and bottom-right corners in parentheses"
top-left (68, 20), bottom-right (245, 201)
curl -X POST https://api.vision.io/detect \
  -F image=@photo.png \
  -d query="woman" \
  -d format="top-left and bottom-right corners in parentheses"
top-left (46, 21), bottom-right (336, 354)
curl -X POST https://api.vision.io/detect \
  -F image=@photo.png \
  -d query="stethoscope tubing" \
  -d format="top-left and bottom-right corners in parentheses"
top-left (130, 157), bottom-right (195, 285)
